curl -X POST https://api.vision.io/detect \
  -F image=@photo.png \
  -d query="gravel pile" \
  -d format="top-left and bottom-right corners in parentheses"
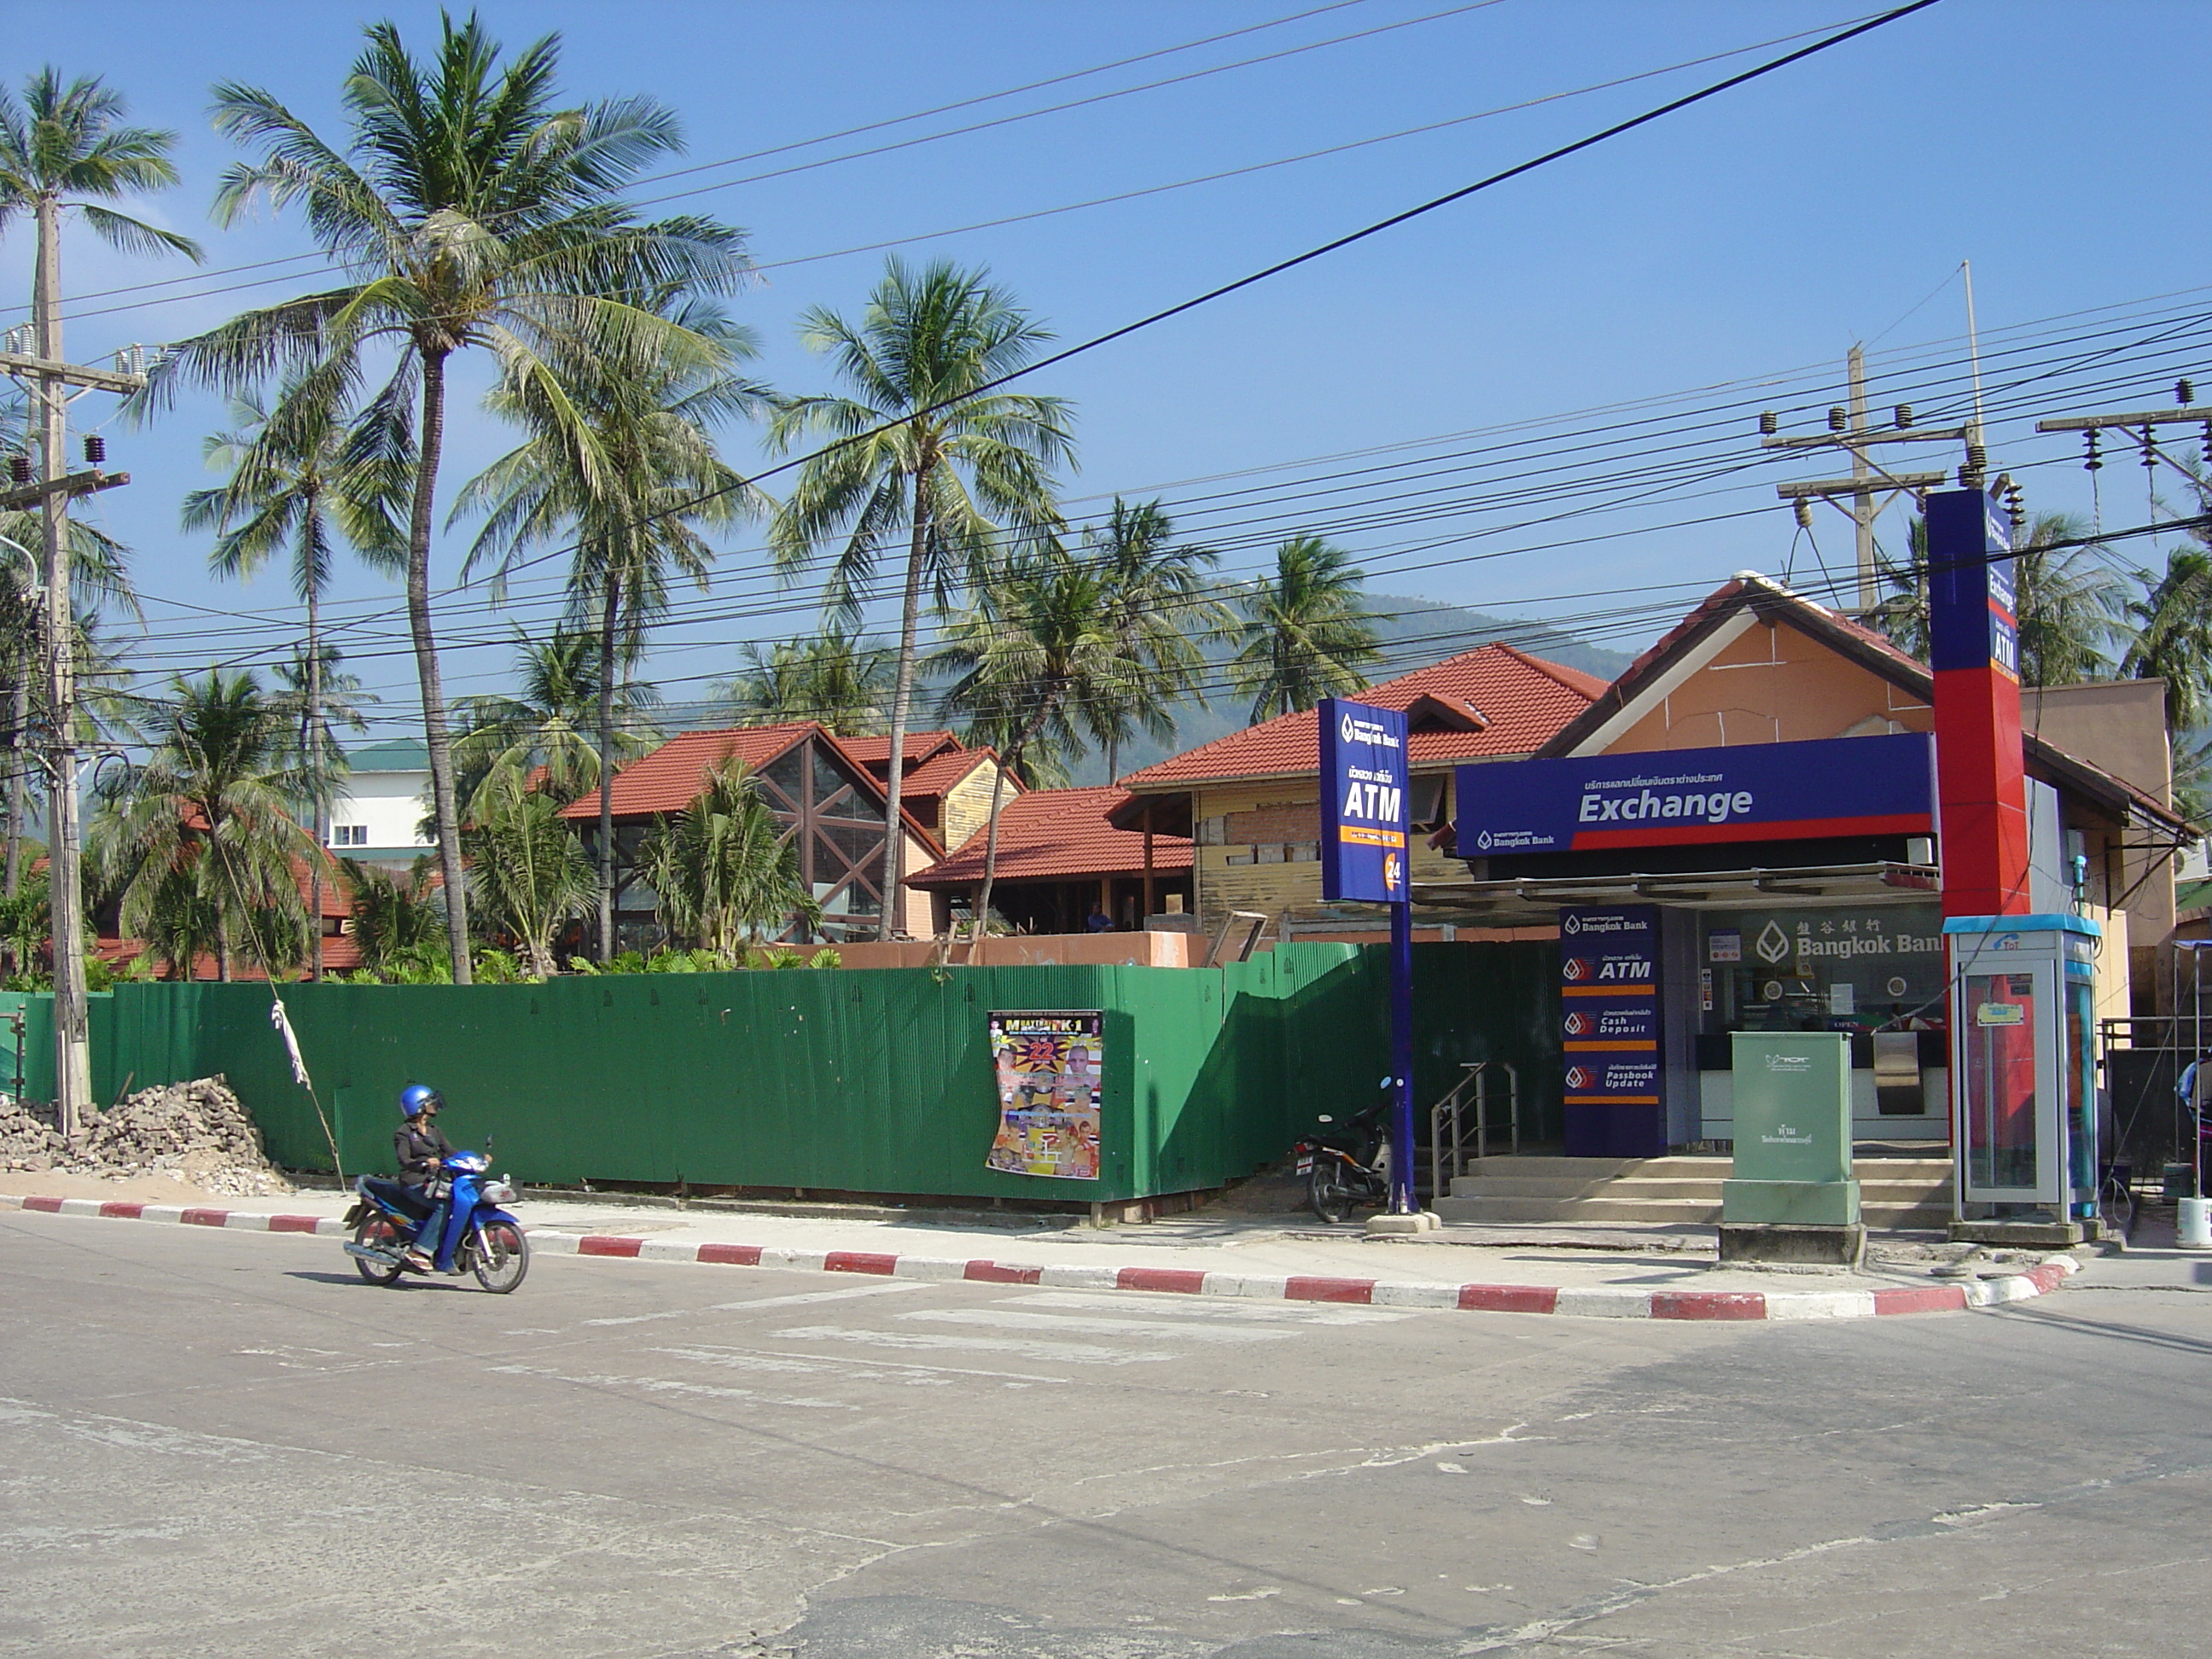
top-left (0, 1077), bottom-right (293, 1197)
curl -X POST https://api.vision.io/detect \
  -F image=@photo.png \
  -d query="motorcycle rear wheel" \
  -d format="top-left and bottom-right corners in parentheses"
top-left (353, 1214), bottom-right (406, 1286)
top-left (1308, 1169), bottom-right (1355, 1225)
top-left (470, 1220), bottom-right (530, 1294)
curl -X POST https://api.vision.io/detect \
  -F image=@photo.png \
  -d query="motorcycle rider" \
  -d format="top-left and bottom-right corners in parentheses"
top-left (393, 1085), bottom-right (454, 1272)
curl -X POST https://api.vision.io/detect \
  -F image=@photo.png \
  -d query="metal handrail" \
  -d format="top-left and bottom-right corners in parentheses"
top-left (1428, 1061), bottom-right (1519, 1208)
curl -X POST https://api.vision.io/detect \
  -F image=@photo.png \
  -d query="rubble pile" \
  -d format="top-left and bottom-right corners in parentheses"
top-left (0, 1077), bottom-right (293, 1196)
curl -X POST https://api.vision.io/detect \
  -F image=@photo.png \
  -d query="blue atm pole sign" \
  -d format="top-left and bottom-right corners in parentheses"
top-left (1319, 699), bottom-right (1410, 904)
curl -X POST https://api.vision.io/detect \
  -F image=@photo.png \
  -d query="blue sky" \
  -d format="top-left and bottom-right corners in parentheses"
top-left (6, 0), bottom-right (2209, 733)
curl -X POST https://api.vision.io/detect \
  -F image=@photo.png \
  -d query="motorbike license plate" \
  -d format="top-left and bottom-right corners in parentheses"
top-left (1295, 1157), bottom-right (1313, 1173)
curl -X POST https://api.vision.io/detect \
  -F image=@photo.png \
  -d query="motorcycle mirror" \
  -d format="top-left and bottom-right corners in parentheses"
top-left (1317, 1115), bottom-right (1334, 1124)
top-left (485, 1132), bottom-right (495, 1154)
top-left (1378, 1075), bottom-right (1393, 1089)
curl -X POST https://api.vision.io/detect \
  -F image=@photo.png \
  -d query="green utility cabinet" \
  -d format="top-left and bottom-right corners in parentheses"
top-left (1723, 1030), bottom-right (1860, 1226)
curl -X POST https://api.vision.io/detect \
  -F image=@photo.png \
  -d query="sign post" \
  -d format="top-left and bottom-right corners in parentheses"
top-left (1318, 698), bottom-right (1419, 1218)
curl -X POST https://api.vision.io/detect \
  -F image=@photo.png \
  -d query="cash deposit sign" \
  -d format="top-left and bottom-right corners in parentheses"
top-left (1319, 698), bottom-right (1411, 904)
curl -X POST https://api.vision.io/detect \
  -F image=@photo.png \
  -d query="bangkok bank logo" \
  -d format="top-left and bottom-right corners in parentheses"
top-left (1755, 919), bottom-right (1792, 964)
top-left (1562, 957), bottom-right (1595, 981)
top-left (1563, 1011), bottom-right (1592, 1036)
top-left (1565, 1065), bottom-right (1593, 1091)
top-left (1476, 829), bottom-right (1493, 851)
top-left (1340, 712), bottom-right (1356, 743)
top-left (1562, 913), bottom-right (1582, 935)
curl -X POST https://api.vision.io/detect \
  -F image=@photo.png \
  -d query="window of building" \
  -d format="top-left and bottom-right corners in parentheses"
top-left (329, 825), bottom-right (368, 847)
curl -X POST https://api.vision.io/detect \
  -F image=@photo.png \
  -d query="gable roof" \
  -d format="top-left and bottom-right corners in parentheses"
top-left (902, 746), bottom-right (1004, 802)
top-left (835, 731), bottom-right (962, 773)
top-left (1544, 574), bottom-right (2191, 833)
top-left (906, 787), bottom-right (1194, 888)
top-left (558, 722), bottom-right (943, 846)
top-left (1116, 643), bottom-right (1606, 790)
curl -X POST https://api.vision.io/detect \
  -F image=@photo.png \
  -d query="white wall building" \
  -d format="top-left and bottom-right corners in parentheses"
top-left (329, 737), bottom-right (434, 864)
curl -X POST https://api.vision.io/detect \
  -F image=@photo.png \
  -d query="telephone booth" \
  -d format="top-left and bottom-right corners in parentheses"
top-left (1945, 914), bottom-right (2100, 1220)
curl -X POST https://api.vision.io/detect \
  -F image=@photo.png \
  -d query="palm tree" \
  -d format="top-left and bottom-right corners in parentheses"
top-left (0, 870), bottom-right (48, 985)
top-left (463, 769), bottom-right (594, 977)
top-left (2011, 512), bottom-right (2128, 687)
top-left (183, 380), bottom-right (397, 977)
top-left (933, 545), bottom-right (1145, 934)
top-left (724, 627), bottom-right (894, 734)
top-left (1085, 498), bottom-right (1226, 779)
top-left (148, 15), bottom-right (753, 982)
top-left (2122, 548), bottom-right (2212, 734)
top-left (1228, 535), bottom-right (1382, 724)
top-left (89, 670), bottom-right (317, 981)
top-left (641, 755), bottom-right (822, 957)
top-left (769, 258), bottom-right (1074, 940)
top-left (452, 629), bottom-right (658, 820)
top-left (458, 294), bottom-right (765, 960)
top-left (340, 854), bottom-right (442, 979)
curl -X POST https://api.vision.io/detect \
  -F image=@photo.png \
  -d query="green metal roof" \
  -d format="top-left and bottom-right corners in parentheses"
top-left (342, 736), bottom-right (429, 772)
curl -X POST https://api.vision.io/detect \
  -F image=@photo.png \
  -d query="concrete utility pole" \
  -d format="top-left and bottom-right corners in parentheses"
top-left (1, 201), bottom-right (144, 1137)
top-left (1761, 344), bottom-right (1978, 618)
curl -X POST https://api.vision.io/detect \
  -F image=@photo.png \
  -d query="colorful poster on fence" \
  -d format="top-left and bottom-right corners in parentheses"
top-left (986, 1010), bottom-right (1103, 1179)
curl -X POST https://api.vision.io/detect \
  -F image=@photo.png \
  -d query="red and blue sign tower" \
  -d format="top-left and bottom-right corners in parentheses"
top-left (1924, 487), bottom-right (2029, 917)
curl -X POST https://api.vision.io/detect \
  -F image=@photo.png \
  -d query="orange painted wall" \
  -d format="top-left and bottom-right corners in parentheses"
top-left (1604, 618), bottom-right (1933, 753)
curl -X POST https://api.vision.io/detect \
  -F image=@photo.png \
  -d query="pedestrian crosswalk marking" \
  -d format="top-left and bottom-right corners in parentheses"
top-left (900, 1308), bottom-right (1297, 1344)
top-left (771, 1324), bottom-right (1174, 1365)
top-left (1013, 1290), bottom-right (1411, 1325)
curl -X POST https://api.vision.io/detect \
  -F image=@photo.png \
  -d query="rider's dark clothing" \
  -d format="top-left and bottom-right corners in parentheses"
top-left (394, 1121), bottom-right (454, 1189)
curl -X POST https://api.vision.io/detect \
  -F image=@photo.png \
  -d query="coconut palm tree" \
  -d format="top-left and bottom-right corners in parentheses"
top-left (339, 854), bottom-right (442, 980)
top-left (2122, 548), bottom-right (2212, 734)
top-left (184, 380), bottom-right (399, 977)
top-left (0, 67), bottom-right (201, 262)
top-left (933, 544), bottom-right (1146, 934)
top-left (769, 258), bottom-right (1074, 940)
top-left (452, 629), bottom-right (658, 821)
top-left (458, 294), bottom-right (765, 959)
top-left (723, 627), bottom-right (894, 735)
top-left (2011, 512), bottom-right (2129, 687)
top-left (1228, 535), bottom-right (1382, 725)
top-left (148, 15), bottom-right (753, 982)
top-left (1085, 497), bottom-right (1226, 779)
top-left (89, 670), bottom-right (317, 981)
top-left (641, 754), bottom-right (822, 957)
top-left (463, 769), bottom-right (594, 977)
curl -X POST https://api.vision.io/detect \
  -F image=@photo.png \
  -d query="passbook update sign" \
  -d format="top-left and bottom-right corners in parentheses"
top-left (1318, 698), bottom-right (1410, 905)
top-left (1456, 732), bottom-right (1934, 857)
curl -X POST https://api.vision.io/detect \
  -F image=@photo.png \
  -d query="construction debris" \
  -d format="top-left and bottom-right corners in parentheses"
top-left (0, 1077), bottom-right (292, 1197)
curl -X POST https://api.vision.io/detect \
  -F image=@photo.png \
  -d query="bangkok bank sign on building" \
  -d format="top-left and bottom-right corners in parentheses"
top-left (1460, 732), bottom-right (1935, 855)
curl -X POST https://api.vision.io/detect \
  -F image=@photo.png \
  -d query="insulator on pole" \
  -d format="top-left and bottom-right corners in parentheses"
top-left (2142, 424), bottom-right (2159, 469)
top-left (82, 434), bottom-right (105, 466)
top-left (2084, 430), bottom-right (2103, 472)
top-left (1827, 406), bottom-right (1848, 432)
top-left (1793, 498), bottom-right (1813, 530)
top-left (1893, 404), bottom-right (1913, 428)
top-left (1758, 410), bottom-right (1778, 435)
top-left (2179, 378), bottom-right (2195, 406)
top-left (6, 455), bottom-right (27, 486)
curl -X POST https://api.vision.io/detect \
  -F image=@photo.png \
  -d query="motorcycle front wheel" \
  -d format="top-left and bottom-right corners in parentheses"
top-left (353, 1213), bottom-right (407, 1287)
top-left (470, 1220), bottom-right (530, 1294)
top-left (1308, 1167), bottom-right (1355, 1225)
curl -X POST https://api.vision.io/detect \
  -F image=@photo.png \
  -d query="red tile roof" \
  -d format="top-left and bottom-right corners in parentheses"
top-left (1116, 644), bottom-right (1606, 789)
top-left (902, 747), bottom-right (1004, 802)
top-left (906, 787), bottom-right (1194, 888)
top-left (557, 722), bottom-right (943, 846)
top-left (835, 731), bottom-right (961, 771)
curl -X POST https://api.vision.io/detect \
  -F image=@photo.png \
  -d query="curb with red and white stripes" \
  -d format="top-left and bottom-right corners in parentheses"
top-left (0, 1192), bottom-right (2082, 1321)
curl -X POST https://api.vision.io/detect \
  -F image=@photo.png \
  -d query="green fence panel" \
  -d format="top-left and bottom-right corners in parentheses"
top-left (41, 940), bottom-right (1555, 1202)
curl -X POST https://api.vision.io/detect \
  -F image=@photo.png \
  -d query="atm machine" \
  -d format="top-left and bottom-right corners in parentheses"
top-left (1944, 913), bottom-right (2100, 1230)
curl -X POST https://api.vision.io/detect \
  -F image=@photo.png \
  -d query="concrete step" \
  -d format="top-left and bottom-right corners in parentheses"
top-left (1436, 1194), bottom-right (1951, 1228)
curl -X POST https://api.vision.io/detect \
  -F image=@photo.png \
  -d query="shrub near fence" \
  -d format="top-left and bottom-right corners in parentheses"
top-left (0, 940), bottom-right (1560, 1204)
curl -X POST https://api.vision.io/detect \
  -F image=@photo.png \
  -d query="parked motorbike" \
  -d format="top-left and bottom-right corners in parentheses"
top-left (341, 1149), bottom-right (530, 1293)
top-left (1294, 1079), bottom-right (1394, 1225)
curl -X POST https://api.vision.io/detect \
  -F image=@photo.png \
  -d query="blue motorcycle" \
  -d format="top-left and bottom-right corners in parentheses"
top-left (341, 1150), bottom-right (529, 1293)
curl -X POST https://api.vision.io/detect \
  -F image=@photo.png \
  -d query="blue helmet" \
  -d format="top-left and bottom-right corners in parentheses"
top-left (399, 1084), bottom-right (444, 1119)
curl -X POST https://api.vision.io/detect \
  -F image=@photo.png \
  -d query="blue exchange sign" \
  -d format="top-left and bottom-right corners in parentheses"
top-left (1318, 697), bottom-right (1411, 905)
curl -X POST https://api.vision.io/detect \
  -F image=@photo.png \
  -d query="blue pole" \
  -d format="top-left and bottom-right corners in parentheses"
top-left (1390, 898), bottom-right (1417, 1214)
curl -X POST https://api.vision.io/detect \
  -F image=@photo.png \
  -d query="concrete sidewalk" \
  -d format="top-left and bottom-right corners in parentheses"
top-left (0, 1178), bottom-right (2095, 1321)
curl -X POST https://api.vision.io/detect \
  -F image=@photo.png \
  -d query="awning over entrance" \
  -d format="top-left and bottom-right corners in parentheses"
top-left (1412, 859), bottom-right (1939, 926)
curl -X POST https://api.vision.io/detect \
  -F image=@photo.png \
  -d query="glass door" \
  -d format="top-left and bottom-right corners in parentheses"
top-left (1955, 961), bottom-right (2062, 1205)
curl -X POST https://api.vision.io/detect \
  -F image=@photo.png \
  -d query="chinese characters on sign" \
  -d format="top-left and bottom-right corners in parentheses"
top-left (986, 1011), bottom-right (1103, 1180)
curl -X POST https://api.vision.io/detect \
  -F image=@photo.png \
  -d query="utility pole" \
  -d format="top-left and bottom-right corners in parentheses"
top-left (2034, 379), bottom-right (2212, 495)
top-left (1761, 344), bottom-right (1980, 617)
top-left (1, 241), bottom-right (144, 1136)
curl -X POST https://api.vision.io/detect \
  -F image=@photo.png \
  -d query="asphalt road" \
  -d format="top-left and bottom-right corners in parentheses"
top-left (4, 1211), bottom-right (2210, 1659)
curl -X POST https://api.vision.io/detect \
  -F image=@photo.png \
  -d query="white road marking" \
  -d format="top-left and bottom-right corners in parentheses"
top-left (899, 1307), bottom-right (1295, 1343)
top-left (658, 1343), bottom-right (1070, 1385)
top-left (771, 1324), bottom-right (1173, 1365)
top-left (486, 1363), bottom-right (852, 1411)
top-left (1011, 1290), bottom-right (1408, 1324)
top-left (583, 1281), bottom-right (919, 1326)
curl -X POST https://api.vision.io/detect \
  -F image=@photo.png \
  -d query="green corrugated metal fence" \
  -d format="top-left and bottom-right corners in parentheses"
top-left (2, 941), bottom-right (1558, 1202)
